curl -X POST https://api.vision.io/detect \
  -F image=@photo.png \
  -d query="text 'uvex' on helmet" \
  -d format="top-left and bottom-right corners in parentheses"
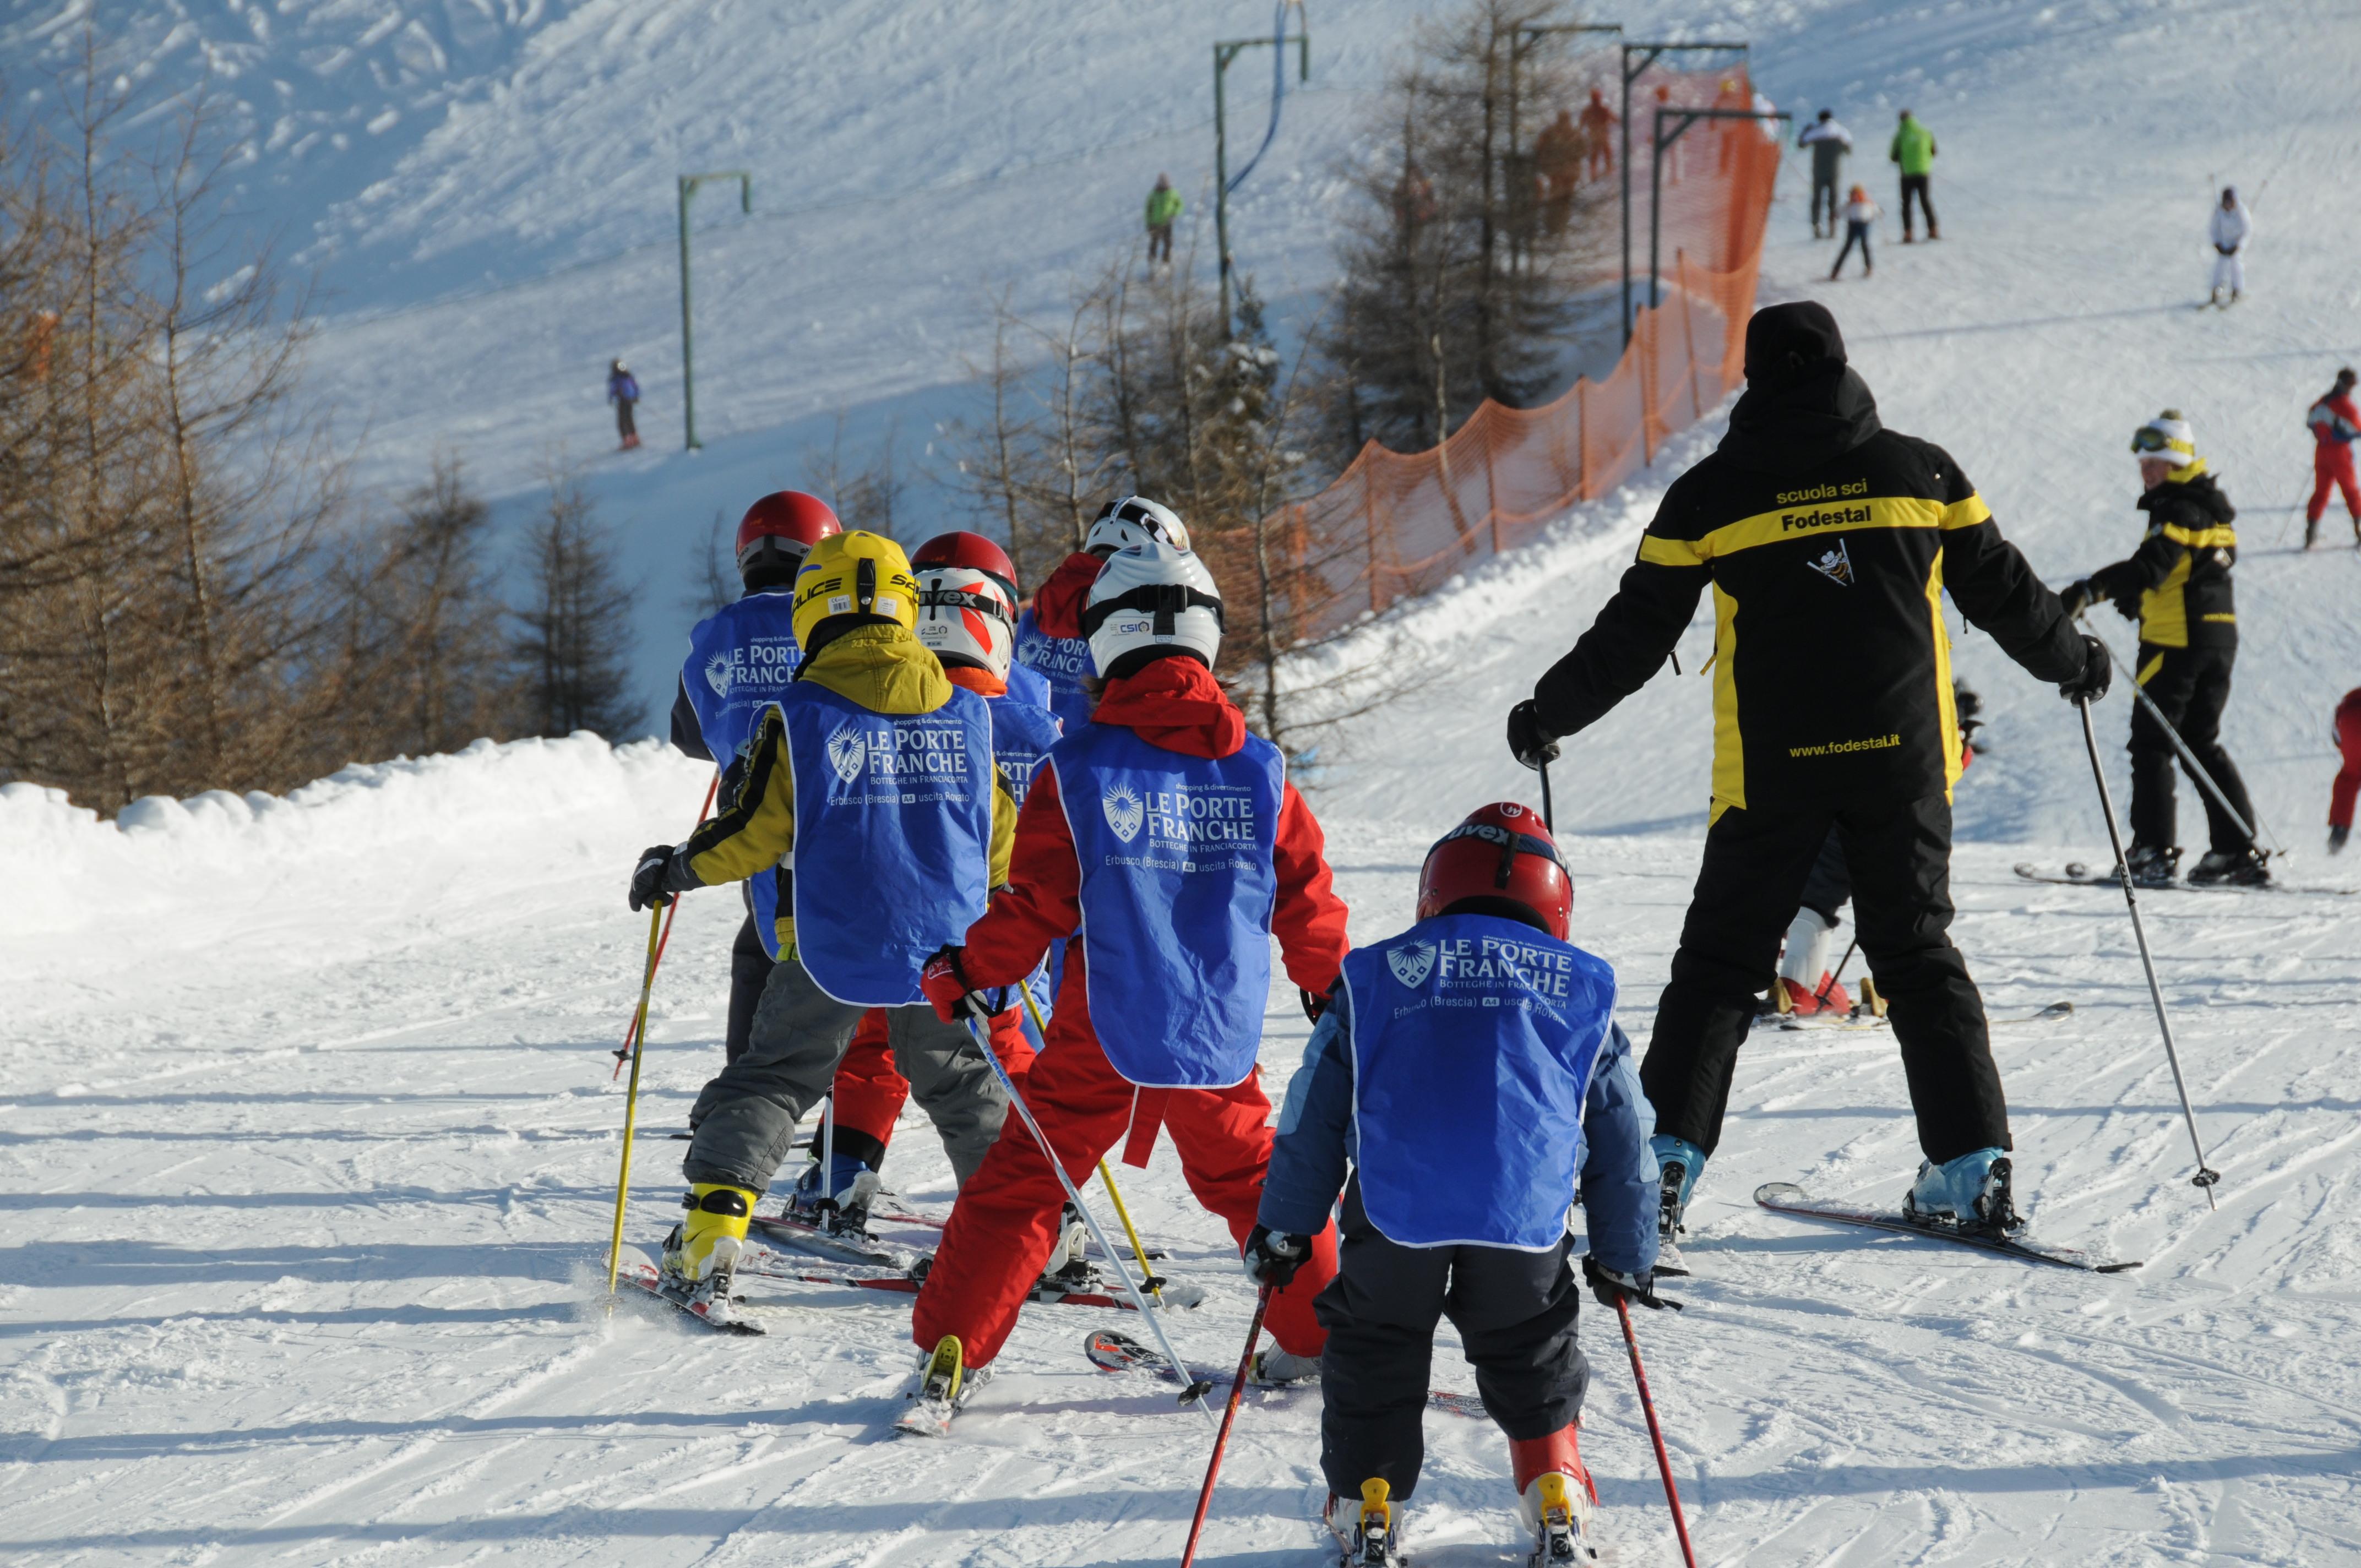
top-left (1080, 540), bottom-right (1223, 680)
top-left (1416, 802), bottom-right (1573, 941)
top-left (1085, 494), bottom-right (1191, 557)
top-left (911, 530), bottom-right (1020, 680)
top-left (792, 531), bottom-right (921, 652)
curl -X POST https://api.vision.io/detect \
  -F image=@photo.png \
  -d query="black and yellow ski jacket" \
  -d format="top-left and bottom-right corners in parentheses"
top-left (1532, 363), bottom-right (2086, 818)
top-left (2085, 471), bottom-right (2237, 652)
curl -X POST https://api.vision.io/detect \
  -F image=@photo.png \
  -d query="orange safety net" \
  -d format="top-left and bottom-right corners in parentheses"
top-left (1269, 64), bottom-right (1780, 643)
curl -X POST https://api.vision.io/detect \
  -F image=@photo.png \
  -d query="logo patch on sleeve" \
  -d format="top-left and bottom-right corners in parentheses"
top-left (1805, 537), bottom-right (1856, 587)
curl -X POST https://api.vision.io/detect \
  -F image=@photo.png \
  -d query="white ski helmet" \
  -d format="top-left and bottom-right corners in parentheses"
top-left (1081, 540), bottom-right (1224, 679)
top-left (912, 530), bottom-right (1020, 680)
top-left (1084, 494), bottom-right (1192, 557)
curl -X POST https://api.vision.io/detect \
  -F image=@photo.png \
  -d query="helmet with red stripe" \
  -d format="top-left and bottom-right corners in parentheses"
top-left (1415, 802), bottom-right (1572, 940)
top-left (735, 492), bottom-right (842, 588)
top-left (912, 530), bottom-right (1020, 678)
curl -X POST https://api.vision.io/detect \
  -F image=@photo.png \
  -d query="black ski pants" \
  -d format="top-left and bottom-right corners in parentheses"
top-left (2129, 642), bottom-right (2255, 856)
top-left (726, 913), bottom-right (775, 1066)
top-left (1800, 830), bottom-right (1852, 925)
top-left (1831, 220), bottom-right (1873, 278)
top-left (1315, 1183), bottom-right (1586, 1502)
top-left (1810, 175), bottom-right (1838, 232)
top-left (1900, 174), bottom-right (1937, 237)
top-left (1640, 792), bottom-right (2009, 1165)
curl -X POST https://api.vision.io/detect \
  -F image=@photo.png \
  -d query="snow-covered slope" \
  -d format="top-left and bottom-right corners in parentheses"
top-left (7, 0), bottom-right (2361, 1562)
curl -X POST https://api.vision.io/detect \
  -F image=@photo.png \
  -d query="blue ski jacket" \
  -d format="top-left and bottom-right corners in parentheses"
top-left (1260, 989), bottom-right (1659, 1275)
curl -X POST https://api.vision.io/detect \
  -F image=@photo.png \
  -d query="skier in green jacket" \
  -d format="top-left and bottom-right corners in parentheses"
top-left (1890, 110), bottom-right (1939, 242)
top-left (1145, 174), bottom-right (1183, 266)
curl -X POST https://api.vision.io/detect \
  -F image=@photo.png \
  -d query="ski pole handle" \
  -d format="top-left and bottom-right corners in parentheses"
top-left (1617, 1296), bottom-right (1699, 1568)
top-left (1178, 1285), bottom-right (1272, 1568)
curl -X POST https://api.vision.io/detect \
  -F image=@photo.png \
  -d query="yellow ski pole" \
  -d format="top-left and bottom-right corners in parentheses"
top-left (606, 902), bottom-right (667, 1299)
top-left (1014, 979), bottom-right (1160, 1292)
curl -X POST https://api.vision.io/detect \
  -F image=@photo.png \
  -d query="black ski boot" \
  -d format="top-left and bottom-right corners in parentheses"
top-left (2188, 846), bottom-right (2271, 886)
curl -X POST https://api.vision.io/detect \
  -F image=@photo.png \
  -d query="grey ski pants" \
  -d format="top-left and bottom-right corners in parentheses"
top-left (681, 954), bottom-right (1008, 1193)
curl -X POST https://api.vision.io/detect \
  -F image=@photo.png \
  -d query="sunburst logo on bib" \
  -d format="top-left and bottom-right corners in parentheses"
top-left (825, 722), bottom-right (868, 784)
top-left (1102, 783), bottom-right (1145, 843)
top-left (1387, 941), bottom-right (1438, 988)
top-left (703, 652), bottom-right (734, 698)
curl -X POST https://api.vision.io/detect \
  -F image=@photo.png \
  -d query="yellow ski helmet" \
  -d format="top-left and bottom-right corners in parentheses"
top-left (792, 530), bottom-right (921, 649)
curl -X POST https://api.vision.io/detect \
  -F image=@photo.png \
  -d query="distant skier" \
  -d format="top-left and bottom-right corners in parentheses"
top-left (1505, 301), bottom-right (2108, 1250)
top-left (1828, 184), bottom-right (1878, 280)
top-left (607, 358), bottom-right (640, 450)
top-left (1010, 495), bottom-right (1192, 734)
top-left (668, 492), bottom-right (841, 1065)
top-left (2064, 411), bottom-right (2265, 885)
top-left (1890, 110), bottom-right (1938, 241)
top-left (2331, 687), bottom-right (2361, 853)
top-left (1534, 108), bottom-right (1582, 231)
top-left (1578, 87), bottom-right (1617, 179)
top-left (911, 538), bottom-right (1350, 1428)
top-left (1252, 803), bottom-right (1662, 1567)
top-left (1798, 108), bottom-right (1853, 237)
top-left (1145, 174), bottom-right (1182, 266)
top-left (2208, 187), bottom-right (2250, 306)
top-left (2305, 367), bottom-right (2360, 547)
top-left (627, 531), bottom-right (1020, 1323)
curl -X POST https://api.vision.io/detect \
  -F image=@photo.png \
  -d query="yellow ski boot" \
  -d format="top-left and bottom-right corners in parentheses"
top-left (659, 1184), bottom-right (755, 1320)
top-left (1326, 1477), bottom-right (1405, 1565)
top-left (897, 1335), bottom-right (990, 1437)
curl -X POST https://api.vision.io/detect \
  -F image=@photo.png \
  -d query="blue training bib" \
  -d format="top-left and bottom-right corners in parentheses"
top-left (1054, 723), bottom-right (1282, 1087)
top-left (779, 682), bottom-right (995, 1005)
top-left (987, 691), bottom-right (1065, 1032)
top-left (1343, 913), bottom-right (1619, 1251)
top-left (683, 591), bottom-right (802, 759)
top-left (1013, 608), bottom-right (1096, 736)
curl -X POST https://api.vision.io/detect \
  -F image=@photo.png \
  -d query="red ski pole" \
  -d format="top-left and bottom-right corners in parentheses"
top-left (611, 770), bottom-right (721, 1080)
top-left (1178, 1284), bottom-right (1274, 1567)
top-left (1617, 1296), bottom-right (1698, 1568)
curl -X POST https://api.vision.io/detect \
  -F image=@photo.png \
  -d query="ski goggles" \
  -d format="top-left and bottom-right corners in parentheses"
top-left (1430, 820), bottom-right (1566, 875)
top-left (2130, 425), bottom-right (2188, 457)
top-left (917, 582), bottom-right (1015, 627)
top-left (1079, 583), bottom-right (1226, 640)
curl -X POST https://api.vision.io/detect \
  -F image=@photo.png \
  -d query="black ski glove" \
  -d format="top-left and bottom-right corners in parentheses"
top-left (1241, 1224), bottom-right (1314, 1288)
top-left (1301, 981), bottom-right (1339, 1024)
top-left (2059, 579), bottom-right (2097, 619)
top-left (629, 845), bottom-right (687, 911)
top-left (2058, 634), bottom-right (2112, 705)
top-left (1583, 1254), bottom-right (1681, 1311)
top-left (1506, 700), bottom-right (1562, 771)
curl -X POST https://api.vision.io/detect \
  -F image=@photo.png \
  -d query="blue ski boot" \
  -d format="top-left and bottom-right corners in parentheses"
top-left (1902, 1147), bottom-right (2022, 1235)
top-left (790, 1152), bottom-right (881, 1237)
top-left (1651, 1135), bottom-right (1706, 1273)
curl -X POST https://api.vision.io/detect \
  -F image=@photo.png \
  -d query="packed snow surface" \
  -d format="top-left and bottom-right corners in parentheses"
top-left (8, 0), bottom-right (2361, 1562)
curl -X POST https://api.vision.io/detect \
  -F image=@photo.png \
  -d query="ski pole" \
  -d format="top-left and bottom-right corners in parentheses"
top-left (611, 770), bottom-right (722, 1079)
top-left (1616, 1296), bottom-right (1699, 1568)
top-left (606, 902), bottom-right (666, 1298)
top-left (1178, 1284), bottom-right (1273, 1568)
top-left (1014, 981), bottom-right (1161, 1288)
top-left (2077, 695), bottom-right (2223, 1206)
top-left (1538, 754), bottom-right (1556, 834)
top-left (1814, 934), bottom-right (1859, 1008)
top-left (958, 1012), bottom-right (1216, 1422)
top-left (2075, 622), bottom-right (2278, 856)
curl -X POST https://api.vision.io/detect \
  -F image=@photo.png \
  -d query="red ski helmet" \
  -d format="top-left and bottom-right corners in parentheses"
top-left (1416, 802), bottom-right (1573, 940)
top-left (735, 492), bottom-right (842, 584)
top-left (912, 530), bottom-right (1020, 678)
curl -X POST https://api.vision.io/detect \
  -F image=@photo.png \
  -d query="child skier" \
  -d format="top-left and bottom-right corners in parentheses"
top-left (667, 492), bottom-right (841, 1065)
top-left (2208, 187), bottom-right (2250, 306)
top-left (625, 531), bottom-right (1020, 1321)
top-left (2305, 367), bottom-right (2359, 548)
top-left (792, 530), bottom-right (1063, 1234)
top-left (607, 358), bottom-right (640, 449)
top-left (1249, 803), bottom-right (1663, 1566)
top-left (1011, 494), bottom-right (1192, 734)
top-left (1828, 184), bottom-right (1878, 280)
top-left (2330, 687), bottom-right (2360, 854)
top-left (910, 538), bottom-right (1351, 1426)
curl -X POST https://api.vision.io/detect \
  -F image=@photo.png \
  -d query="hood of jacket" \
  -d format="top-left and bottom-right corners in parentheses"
top-left (2137, 470), bottom-right (2235, 526)
top-left (1031, 552), bottom-right (1105, 640)
top-left (1090, 656), bottom-right (1246, 758)
top-left (797, 623), bottom-right (953, 715)
top-left (1716, 364), bottom-right (1884, 475)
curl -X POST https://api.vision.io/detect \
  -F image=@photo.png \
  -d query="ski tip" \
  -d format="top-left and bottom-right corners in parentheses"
top-left (2096, 1260), bottom-right (2145, 1273)
top-left (2035, 1000), bottom-right (2075, 1017)
top-left (1754, 1182), bottom-right (1808, 1205)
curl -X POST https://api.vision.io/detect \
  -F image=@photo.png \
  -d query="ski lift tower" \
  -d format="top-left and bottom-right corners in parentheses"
top-left (1213, 2), bottom-right (1311, 337)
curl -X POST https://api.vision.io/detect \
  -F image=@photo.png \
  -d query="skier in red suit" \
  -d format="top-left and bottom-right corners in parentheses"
top-left (907, 540), bottom-right (1350, 1409)
top-left (2331, 687), bottom-right (2361, 854)
top-left (2305, 367), bottom-right (2360, 549)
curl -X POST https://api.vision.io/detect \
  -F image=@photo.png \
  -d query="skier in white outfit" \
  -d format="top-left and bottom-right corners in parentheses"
top-left (2208, 186), bottom-right (2250, 306)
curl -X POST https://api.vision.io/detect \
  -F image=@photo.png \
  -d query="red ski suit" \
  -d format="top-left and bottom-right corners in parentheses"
top-left (829, 663), bottom-right (1040, 1155)
top-left (911, 658), bottom-right (1350, 1368)
top-left (2308, 390), bottom-right (2360, 525)
top-left (2332, 687), bottom-right (2361, 833)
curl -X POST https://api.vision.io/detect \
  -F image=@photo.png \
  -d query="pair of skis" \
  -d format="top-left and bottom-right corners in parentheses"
top-left (1775, 999), bottom-right (2075, 1034)
top-left (2014, 862), bottom-right (2354, 898)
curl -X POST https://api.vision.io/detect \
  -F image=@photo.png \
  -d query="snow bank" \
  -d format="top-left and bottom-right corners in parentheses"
top-left (1, 734), bottom-right (711, 951)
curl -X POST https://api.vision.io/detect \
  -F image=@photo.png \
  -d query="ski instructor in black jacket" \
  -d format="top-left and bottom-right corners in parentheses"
top-left (1505, 301), bottom-right (2109, 1244)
